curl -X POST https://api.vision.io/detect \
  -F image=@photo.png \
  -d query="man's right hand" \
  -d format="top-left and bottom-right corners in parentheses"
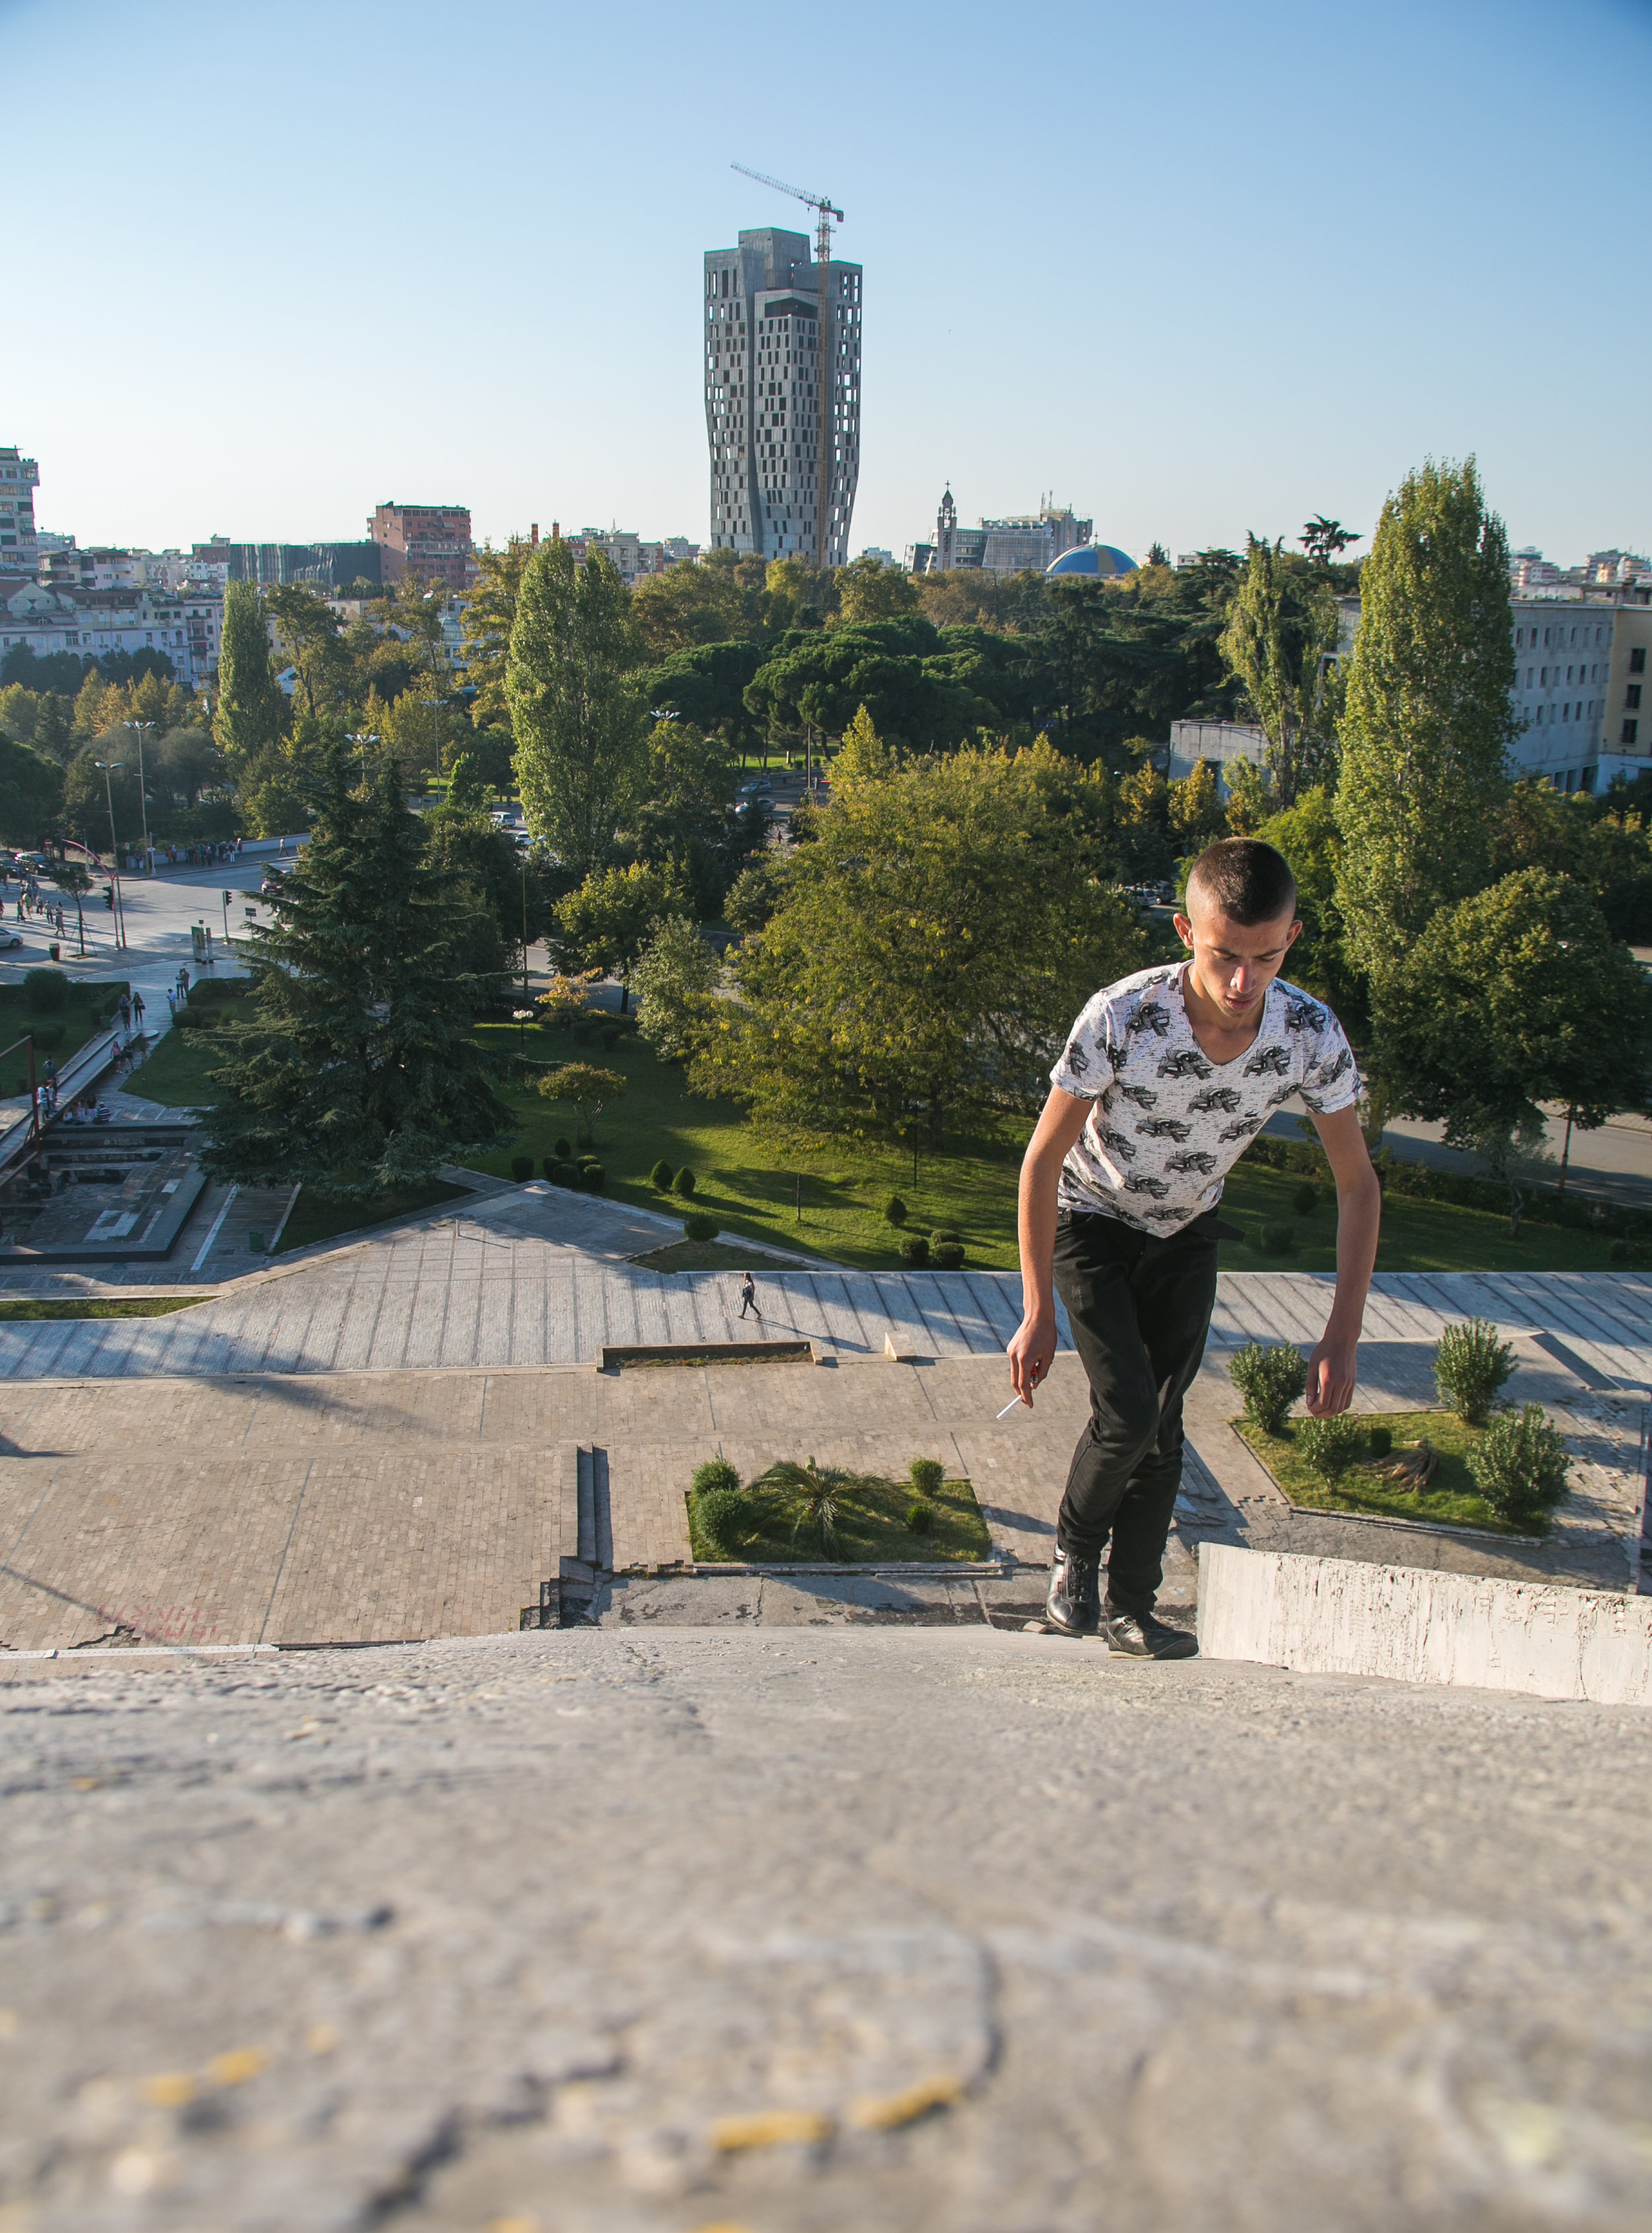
top-left (1007, 1311), bottom-right (1057, 1407)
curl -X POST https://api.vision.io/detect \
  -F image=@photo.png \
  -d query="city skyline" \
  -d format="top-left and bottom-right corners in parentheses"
top-left (3, 0), bottom-right (1649, 566)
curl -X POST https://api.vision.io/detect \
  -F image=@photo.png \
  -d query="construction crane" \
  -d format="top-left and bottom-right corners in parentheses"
top-left (732, 161), bottom-right (844, 573)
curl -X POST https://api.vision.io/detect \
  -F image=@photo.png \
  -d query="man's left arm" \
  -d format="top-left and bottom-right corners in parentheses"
top-left (1302, 1103), bottom-right (1382, 1416)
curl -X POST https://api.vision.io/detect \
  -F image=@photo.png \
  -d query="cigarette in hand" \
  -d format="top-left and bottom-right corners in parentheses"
top-left (996, 1395), bottom-right (1025, 1419)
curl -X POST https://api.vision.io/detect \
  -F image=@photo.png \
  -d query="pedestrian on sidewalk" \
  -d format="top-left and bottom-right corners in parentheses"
top-left (42, 1057), bottom-right (57, 1110)
top-left (737, 1271), bottom-right (761, 1320)
top-left (131, 990), bottom-right (145, 1033)
top-left (118, 994), bottom-right (131, 1032)
top-left (1008, 838), bottom-right (1380, 1661)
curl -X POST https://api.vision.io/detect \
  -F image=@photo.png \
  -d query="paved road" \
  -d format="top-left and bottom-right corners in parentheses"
top-left (1, 1629), bottom-right (1647, 2232)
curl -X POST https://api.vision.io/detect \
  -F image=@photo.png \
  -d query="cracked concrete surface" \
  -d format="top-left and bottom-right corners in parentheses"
top-left (1, 1628), bottom-right (1649, 2231)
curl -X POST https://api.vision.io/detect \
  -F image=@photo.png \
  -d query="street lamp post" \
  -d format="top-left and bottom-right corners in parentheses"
top-left (121, 720), bottom-right (155, 868)
top-left (93, 762), bottom-right (128, 951)
top-left (346, 730), bottom-right (380, 789)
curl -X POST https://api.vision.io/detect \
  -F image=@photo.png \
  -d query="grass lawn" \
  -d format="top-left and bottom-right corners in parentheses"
top-left (469, 1020), bottom-right (1641, 1277)
top-left (128, 997), bottom-right (259, 1107)
top-left (687, 1464), bottom-right (992, 1564)
top-left (0, 1297), bottom-right (201, 1320)
top-left (275, 1180), bottom-right (469, 1255)
top-left (0, 980), bottom-right (130, 1094)
top-left (1236, 1409), bottom-right (1537, 1534)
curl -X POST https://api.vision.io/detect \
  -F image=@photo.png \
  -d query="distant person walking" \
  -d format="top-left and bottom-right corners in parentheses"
top-left (131, 991), bottom-right (145, 1033)
top-left (737, 1271), bottom-right (761, 1321)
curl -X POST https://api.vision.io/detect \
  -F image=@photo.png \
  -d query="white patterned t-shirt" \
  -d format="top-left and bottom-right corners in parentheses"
top-left (1049, 963), bottom-right (1359, 1234)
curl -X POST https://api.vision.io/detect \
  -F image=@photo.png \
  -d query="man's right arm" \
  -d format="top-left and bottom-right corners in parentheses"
top-left (1006, 1086), bottom-right (1094, 1406)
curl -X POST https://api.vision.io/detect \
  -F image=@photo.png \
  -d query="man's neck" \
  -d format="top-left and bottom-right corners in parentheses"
top-left (1180, 958), bottom-right (1269, 1060)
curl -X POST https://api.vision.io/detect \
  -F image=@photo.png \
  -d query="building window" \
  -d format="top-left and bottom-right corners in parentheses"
top-left (1622, 719), bottom-right (1639, 746)
top-left (1632, 647), bottom-right (1647, 675)
top-left (1628, 685), bottom-right (1643, 710)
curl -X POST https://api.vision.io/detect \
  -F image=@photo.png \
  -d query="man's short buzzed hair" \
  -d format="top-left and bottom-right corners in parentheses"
top-left (1185, 837), bottom-right (1298, 926)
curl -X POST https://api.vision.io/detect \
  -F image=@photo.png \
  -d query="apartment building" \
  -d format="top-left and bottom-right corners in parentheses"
top-left (0, 579), bottom-right (221, 687)
top-left (0, 447), bottom-right (38, 570)
top-left (368, 501), bottom-right (473, 590)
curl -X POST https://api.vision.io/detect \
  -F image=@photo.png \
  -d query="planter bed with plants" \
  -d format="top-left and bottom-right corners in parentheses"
top-left (1226, 1318), bottom-right (1573, 1538)
top-left (686, 1455), bottom-right (993, 1565)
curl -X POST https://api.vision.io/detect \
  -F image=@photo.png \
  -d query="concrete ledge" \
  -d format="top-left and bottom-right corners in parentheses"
top-left (1197, 1541), bottom-right (1652, 1706)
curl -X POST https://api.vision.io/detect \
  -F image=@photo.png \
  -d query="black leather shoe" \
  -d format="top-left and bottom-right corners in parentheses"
top-left (1102, 1603), bottom-right (1198, 1659)
top-left (1045, 1546), bottom-right (1102, 1637)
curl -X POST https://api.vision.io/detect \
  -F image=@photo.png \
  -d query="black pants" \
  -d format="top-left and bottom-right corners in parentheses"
top-left (1053, 1207), bottom-right (1220, 1613)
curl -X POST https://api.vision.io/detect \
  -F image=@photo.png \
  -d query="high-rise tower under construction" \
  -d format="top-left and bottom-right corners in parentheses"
top-left (703, 227), bottom-right (861, 566)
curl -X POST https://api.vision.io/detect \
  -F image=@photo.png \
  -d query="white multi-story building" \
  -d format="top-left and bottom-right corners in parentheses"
top-left (0, 580), bottom-right (222, 687)
top-left (909, 488), bottom-right (1098, 577)
top-left (0, 446), bottom-right (39, 571)
top-left (703, 226), bottom-right (862, 566)
top-left (1168, 587), bottom-right (1652, 798)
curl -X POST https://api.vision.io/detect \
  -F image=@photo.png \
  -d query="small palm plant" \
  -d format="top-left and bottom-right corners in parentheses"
top-left (755, 1457), bottom-right (846, 1556)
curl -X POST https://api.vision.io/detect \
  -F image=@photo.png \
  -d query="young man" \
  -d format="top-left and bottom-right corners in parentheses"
top-left (1007, 837), bottom-right (1381, 1656)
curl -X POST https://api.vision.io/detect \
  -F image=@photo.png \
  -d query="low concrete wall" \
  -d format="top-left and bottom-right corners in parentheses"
top-left (1197, 1542), bottom-right (1652, 1706)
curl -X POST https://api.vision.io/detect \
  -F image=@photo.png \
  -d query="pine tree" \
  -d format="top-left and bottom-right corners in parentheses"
top-left (1217, 535), bottom-right (1341, 806)
top-left (200, 751), bottom-right (515, 1197)
top-left (1334, 459), bottom-right (1517, 974)
top-left (507, 540), bottom-right (650, 878)
top-left (213, 580), bottom-right (286, 765)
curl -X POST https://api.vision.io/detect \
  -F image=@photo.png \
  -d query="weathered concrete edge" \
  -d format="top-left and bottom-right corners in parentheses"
top-left (1196, 1540), bottom-right (1652, 1706)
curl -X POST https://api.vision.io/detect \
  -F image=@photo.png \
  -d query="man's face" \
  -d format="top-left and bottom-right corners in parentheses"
top-left (1173, 888), bottom-right (1302, 1022)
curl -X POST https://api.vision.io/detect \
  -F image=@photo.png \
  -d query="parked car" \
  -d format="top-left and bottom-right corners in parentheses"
top-left (0, 930), bottom-right (22, 950)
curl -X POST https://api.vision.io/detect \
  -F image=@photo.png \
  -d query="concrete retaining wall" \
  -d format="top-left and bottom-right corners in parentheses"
top-left (1197, 1542), bottom-right (1652, 1706)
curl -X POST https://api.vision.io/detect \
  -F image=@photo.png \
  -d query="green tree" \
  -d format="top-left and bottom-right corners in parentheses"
top-left (689, 733), bottom-right (1146, 1151)
top-left (1334, 458), bottom-right (1517, 975)
top-left (1166, 757), bottom-right (1226, 852)
top-left (200, 751), bottom-right (515, 1197)
top-left (1300, 515), bottom-right (1362, 565)
top-left (213, 581), bottom-right (286, 765)
top-left (1374, 868), bottom-right (1651, 1200)
top-left (266, 586), bottom-right (349, 719)
top-left (632, 916), bottom-right (720, 1062)
top-left (833, 555), bottom-right (920, 625)
top-left (461, 537), bottom-right (535, 729)
top-left (508, 541), bottom-right (650, 878)
top-left (537, 1061), bottom-right (626, 1148)
top-left (630, 558), bottom-right (743, 656)
top-left (0, 734), bottom-right (65, 847)
top-left (1218, 535), bottom-right (1342, 806)
top-left (552, 858), bottom-right (686, 1013)
top-left (1254, 784), bottom-right (1363, 1020)
top-left (423, 786), bottom-right (533, 991)
top-left (32, 693), bottom-right (72, 765)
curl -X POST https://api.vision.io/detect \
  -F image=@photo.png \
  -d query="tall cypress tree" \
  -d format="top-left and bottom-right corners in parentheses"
top-left (213, 580), bottom-right (285, 765)
top-left (1334, 458), bottom-right (1517, 974)
top-left (507, 540), bottom-right (650, 878)
top-left (200, 751), bottom-right (515, 1197)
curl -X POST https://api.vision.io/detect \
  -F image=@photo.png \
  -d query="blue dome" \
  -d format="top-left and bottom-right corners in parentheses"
top-left (1046, 543), bottom-right (1137, 580)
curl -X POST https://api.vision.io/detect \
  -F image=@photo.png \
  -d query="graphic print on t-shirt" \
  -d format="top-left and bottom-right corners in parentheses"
top-left (1049, 963), bottom-right (1359, 1233)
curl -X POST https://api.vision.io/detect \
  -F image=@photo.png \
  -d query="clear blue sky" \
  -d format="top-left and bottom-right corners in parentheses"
top-left (6, 0), bottom-right (1649, 569)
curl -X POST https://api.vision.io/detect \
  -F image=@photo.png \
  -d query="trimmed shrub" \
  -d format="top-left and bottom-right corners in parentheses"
top-left (550, 1161), bottom-right (581, 1188)
top-left (541, 1155), bottom-right (562, 1180)
top-left (905, 1501), bottom-right (936, 1536)
top-left (578, 1162), bottom-right (604, 1192)
top-left (510, 1155), bottom-right (533, 1182)
top-left (909, 1457), bottom-right (945, 1500)
top-left (673, 1166), bottom-right (697, 1198)
top-left (930, 1227), bottom-right (961, 1247)
top-left (601, 1026), bottom-right (623, 1051)
top-left (1259, 1221), bottom-right (1296, 1257)
top-left (650, 1158), bottom-right (675, 1192)
top-left (1468, 1403), bottom-right (1570, 1526)
top-left (22, 968), bottom-right (67, 1013)
top-left (883, 1195), bottom-right (908, 1227)
top-left (683, 1212), bottom-right (719, 1242)
top-left (898, 1232), bottom-right (930, 1266)
top-left (1434, 1318), bottom-right (1517, 1426)
top-left (1295, 1413), bottom-right (1363, 1480)
top-left (1230, 1342), bottom-right (1306, 1434)
top-left (554, 1138), bottom-right (572, 1161)
top-left (171, 1004), bottom-right (217, 1031)
top-left (1292, 1182), bottom-right (1319, 1215)
top-left (691, 1457), bottom-right (741, 1499)
top-left (28, 1023), bottom-right (64, 1052)
top-left (695, 1486), bottom-right (755, 1556)
top-left (931, 1242), bottom-right (965, 1269)
top-left (1368, 1425), bottom-right (1393, 1460)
